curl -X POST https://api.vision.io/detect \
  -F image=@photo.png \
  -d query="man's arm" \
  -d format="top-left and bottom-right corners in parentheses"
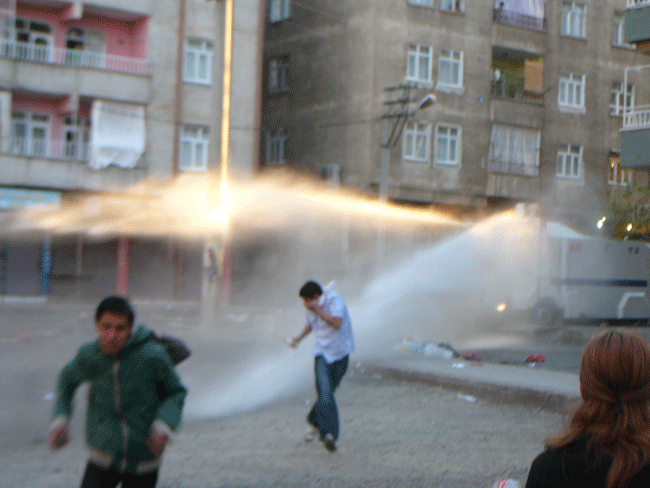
top-left (49, 354), bottom-right (86, 449)
top-left (309, 306), bottom-right (342, 329)
top-left (288, 324), bottom-right (312, 348)
top-left (150, 352), bottom-right (188, 454)
top-left (305, 296), bottom-right (344, 329)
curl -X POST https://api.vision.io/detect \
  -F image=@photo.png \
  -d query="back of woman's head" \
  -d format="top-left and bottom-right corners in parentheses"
top-left (550, 329), bottom-right (650, 488)
top-left (580, 329), bottom-right (650, 408)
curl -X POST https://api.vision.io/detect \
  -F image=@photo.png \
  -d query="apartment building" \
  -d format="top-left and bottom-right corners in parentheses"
top-left (621, 0), bottom-right (650, 170)
top-left (261, 0), bottom-right (648, 232)
top-left (0, 0), bottom-right (264, 299)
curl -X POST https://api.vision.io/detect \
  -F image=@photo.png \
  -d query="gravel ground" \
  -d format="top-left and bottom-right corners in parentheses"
top-left (0, 301), bottom-right (567, 488)
top-left (3, 370), bottom-right (564, 488)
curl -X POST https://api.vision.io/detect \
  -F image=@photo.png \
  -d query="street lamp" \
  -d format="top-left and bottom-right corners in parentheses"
top-left (417, 93), bottom-right (437, 110)
top-left (378, 85), bottom-right (437, 201)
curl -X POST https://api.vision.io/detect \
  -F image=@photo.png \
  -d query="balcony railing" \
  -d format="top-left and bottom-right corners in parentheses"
top-left (493, 8), bottom-right (546, 31)
top-left (627, 0), bottom-right (650, 8)
top-left (491, 77), bottom-right (544, 104)
top-left (623, 106), bottom-right (650, 130)
top-left (8, 138), bottom-right (89, 162)
top-left (0, 38), bottom-right (148, 75)
top-left (487, 160), bottom-right (539, 177)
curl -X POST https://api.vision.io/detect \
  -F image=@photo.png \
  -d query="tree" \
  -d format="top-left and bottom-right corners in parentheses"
top-left (608, 181), bottom-right (650, 240)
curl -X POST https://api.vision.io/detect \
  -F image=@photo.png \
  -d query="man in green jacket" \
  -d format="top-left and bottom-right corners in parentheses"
top-left (49, 296), bottom-right (187, 488)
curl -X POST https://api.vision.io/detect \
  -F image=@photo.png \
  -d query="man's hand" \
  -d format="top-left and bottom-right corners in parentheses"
top-left (147, 430), bottom-right (169, 457)
top-left (49, 426), bottom-right (69, 450)
top-left (304, 300), bottom-right (319, 312)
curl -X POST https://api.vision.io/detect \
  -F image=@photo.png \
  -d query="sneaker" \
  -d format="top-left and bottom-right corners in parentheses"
top-left (322, 433), bottom-right (336, 452)
top-left (304, 424), bottom-right (318, 442)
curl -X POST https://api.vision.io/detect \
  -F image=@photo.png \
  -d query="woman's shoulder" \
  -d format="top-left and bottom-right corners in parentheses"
top-left (630, 463), bottom-right (650, 487)
top-left (526, 436), bottom-right (610, 488)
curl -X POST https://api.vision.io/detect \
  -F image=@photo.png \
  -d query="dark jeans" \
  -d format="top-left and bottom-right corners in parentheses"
top-left (307, 354), bottom-right (349, 441)
top-left (79, 462), bottom-right (159, 488)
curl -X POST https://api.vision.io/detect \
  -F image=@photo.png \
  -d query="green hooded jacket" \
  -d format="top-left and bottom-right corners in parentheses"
top-left (52, 324), bottom-right (187, 474)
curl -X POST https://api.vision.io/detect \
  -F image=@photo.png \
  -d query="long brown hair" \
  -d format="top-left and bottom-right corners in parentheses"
top-left (546, 329), bottom-right (650, 488)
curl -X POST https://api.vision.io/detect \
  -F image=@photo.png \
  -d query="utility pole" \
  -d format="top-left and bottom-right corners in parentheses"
top-left (201, 0), bottom-right (233, 328)
top-left (376, 83), bottom-right (436, 272)
top-left (378, 83), bottom-right (417, 201)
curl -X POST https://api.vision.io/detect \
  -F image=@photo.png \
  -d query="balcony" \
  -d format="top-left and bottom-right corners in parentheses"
top-left (487, 160), bottom-right (538, 177)
top-left (493, 7), bottom-right (546, 32)
top-left (623, 105), bottom-right (650, 130)
top-left (620, 64), bottom-right (650, 169)
top-left (491, 75), bottom-right (544, 104)
top-left (491, 47), bottom-right (544, 106)
top-left (9, 138), bottom-right (89, 162)
top-left (0, 39), bottom-right (148, 75)
top-left (621, 106), bottom-right (650, 169)
top-left (0, 138), bottom-right (146, 190)
top-left (625, 0), bottom-right (650, 53)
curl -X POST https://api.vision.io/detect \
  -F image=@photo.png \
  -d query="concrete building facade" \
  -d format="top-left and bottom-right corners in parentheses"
top-left (621, 0), bottom-right (650, 170)
top-left (261, 0), bottom-right (648, 232)
top-left (0, 0), bottom-right (264, 300)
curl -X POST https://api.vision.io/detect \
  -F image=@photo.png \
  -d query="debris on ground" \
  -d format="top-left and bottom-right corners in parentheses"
top-left (423, 343), bottom-right (454, 359)
top-left (462, 351), bottom-right (482, 362)
top-left (492, 479), bottom-right (521, 488)
top-left (393, 337), bottom-right (425, 353)
top-left (438, 342), bottom-right (462, 357)
top-left (457, 394), bottom-right (477, 403)
top-left (526, 354), bottom-right (546, 367)
top-left (394, 338), bottom-right (463, 359)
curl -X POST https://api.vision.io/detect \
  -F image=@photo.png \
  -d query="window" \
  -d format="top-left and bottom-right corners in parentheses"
top-left (406, 44), bottom-right (432, 83)
top-left (63, 116), bottom-right (91, 161)
top-left (558, 73), bottom-right (584, 109)
top-left (610, 82), bottom-right (634, 117)
top-left (489, 124), bottom-right (540, 176)
top-left (266, 129), bottom-right (285, 165)
top-left (438, 50), bottom-right (463, 88)
top-left (179, 125), bottom-right (209, 171)
top-left (269, 0), bottom-right (291, 23)
top-left (441, 0), bottom-right (463, 13)
top-left (408, 0), bottom-right (433, 7)
top-left (403, 122), bottom-right (430, 162)
top-left (65, 27), bottom-right (104, 68)
top-left (12, 18), bottom-right (52, 62)
top-left (612, 14), bottom-right (633, 48)
top-left (268, 57), bottom-right (289, 93)
top-left (556, 144), bottom-right (581, 179)
top-left (608, 153), bottom-right (631, 186)
top-left (435, 124), bottom-right (461, 165)
top-left (11, 112), bottom-right (49, 157)
top-left (561, 2), bottom-right (585, 38)
top-left (183, 39), bottom-right (213, 84)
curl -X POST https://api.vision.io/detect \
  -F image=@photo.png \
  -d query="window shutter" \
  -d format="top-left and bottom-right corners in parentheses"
top-left (524, 59), bottom-right (543, 93)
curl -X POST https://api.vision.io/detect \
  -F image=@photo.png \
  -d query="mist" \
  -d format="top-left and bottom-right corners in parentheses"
top-left (184, 210), bottom-right (545, 419)
top-left (3, 171), bottom-right (555, 420)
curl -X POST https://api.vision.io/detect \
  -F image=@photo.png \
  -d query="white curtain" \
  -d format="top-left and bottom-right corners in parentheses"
top-left (490, 124), bottom-right (508, 164)
top-left (490, 124), bottom-right (540, 169)
top-left (89, 100), bottom-right (145, 170)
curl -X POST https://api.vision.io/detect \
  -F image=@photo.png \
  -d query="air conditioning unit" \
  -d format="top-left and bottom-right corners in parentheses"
top-left (319, 164), bottom-right (341, 185)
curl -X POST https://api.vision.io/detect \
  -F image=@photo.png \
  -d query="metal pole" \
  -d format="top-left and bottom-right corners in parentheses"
top-left (219, 0), bottom-right (234, 307)
top-left (379, 118), bottom-right (390, 201)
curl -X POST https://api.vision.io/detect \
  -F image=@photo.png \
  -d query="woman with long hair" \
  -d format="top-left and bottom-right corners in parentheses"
top-left (525, 329), bottom-right (650, 488)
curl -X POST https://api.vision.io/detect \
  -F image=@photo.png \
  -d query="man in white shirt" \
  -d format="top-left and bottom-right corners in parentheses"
top-left (288, 280), bottom-right (355, 452)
